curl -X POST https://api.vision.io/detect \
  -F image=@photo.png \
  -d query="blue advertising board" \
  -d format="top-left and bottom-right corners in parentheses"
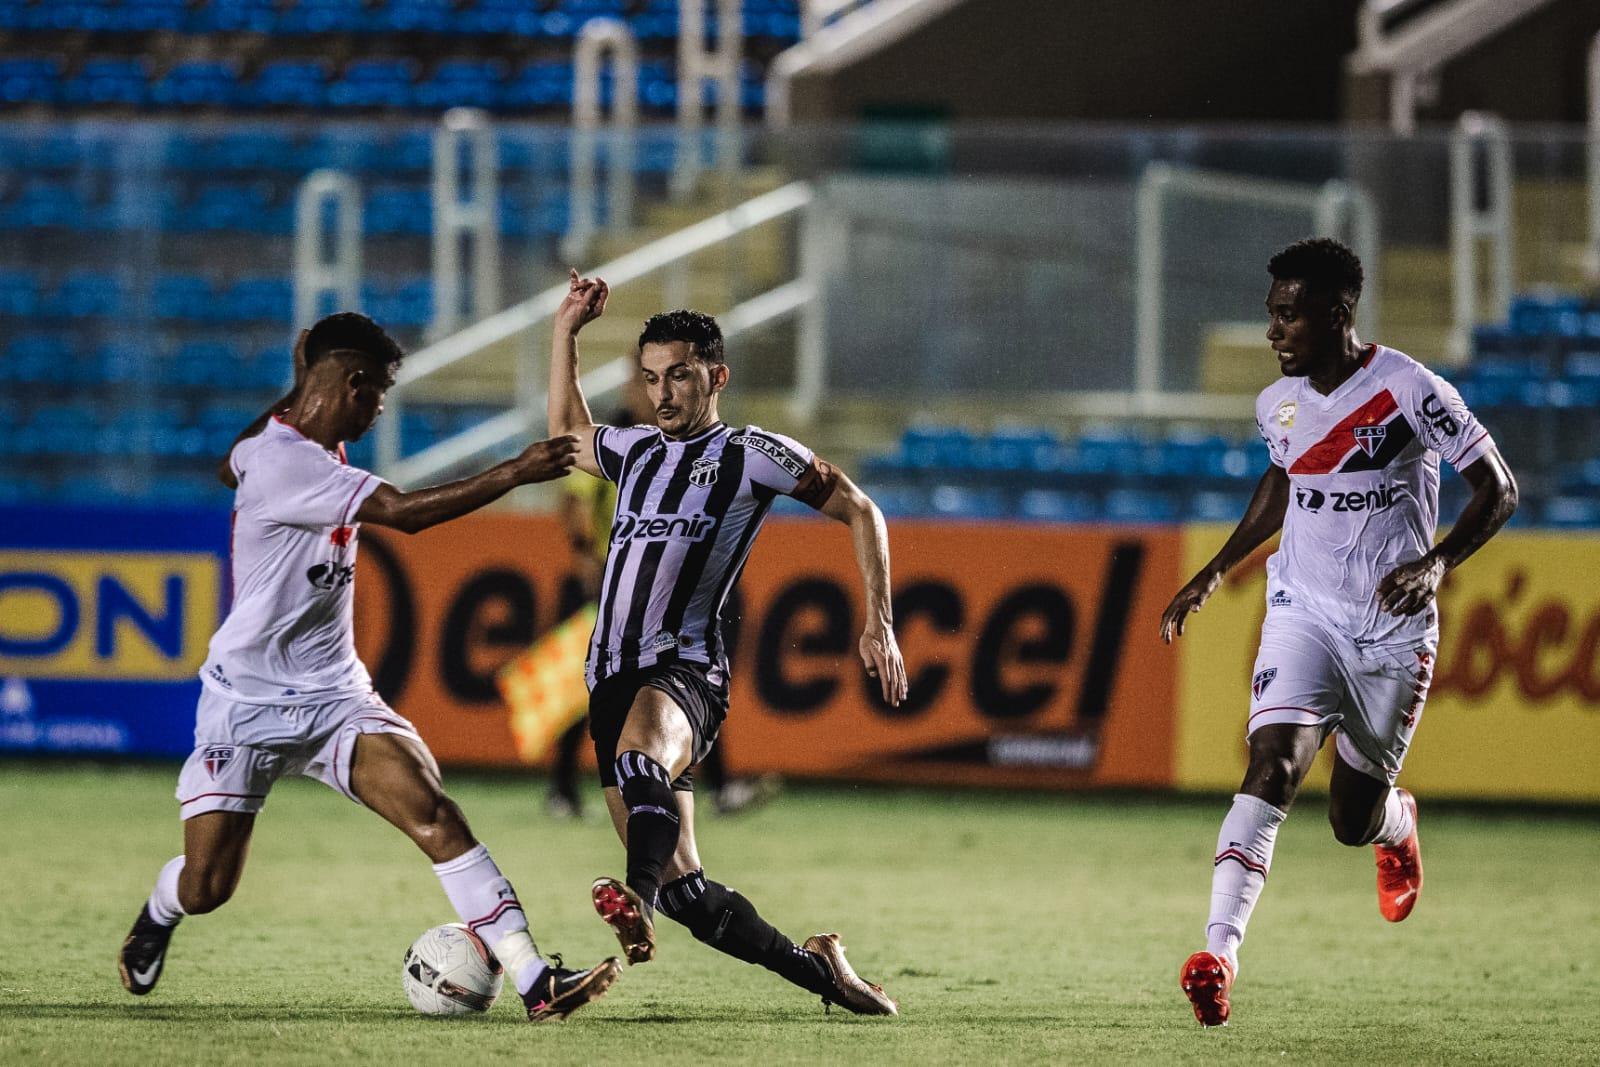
top-left (0, 505), bottom-right (231, 757)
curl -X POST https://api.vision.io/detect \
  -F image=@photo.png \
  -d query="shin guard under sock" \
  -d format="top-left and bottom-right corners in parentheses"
top-left (615, 751), bottom-right (681, 910)
top-left (657, 869), bottom-right (832, 995)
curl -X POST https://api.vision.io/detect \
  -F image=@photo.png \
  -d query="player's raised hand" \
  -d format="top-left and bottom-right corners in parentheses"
top-left (1377, 553), bottom-right (1446, 617)
top-left (554, 269), bottom-right (609, 335)
top-left (1160, 567), bottom-right (1223, 643)
top-left (514, 434), bottom-right (579, 483)
top-left (861, 625), bottom-right (908, 707)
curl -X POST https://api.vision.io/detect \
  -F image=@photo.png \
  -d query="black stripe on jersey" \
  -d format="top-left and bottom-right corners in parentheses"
top-left (618, 430), bottom-right (659, 483)
top-left (702, 487), bottom-right (773, 674)
top-left (594, 442), bottom-right (668, 681)
top-left (658, 432), bottom-right (749, 644)
top-left (1337, 414), bottom-right (1416, 473)
top-left (616, 433), bottom-right (718, 672)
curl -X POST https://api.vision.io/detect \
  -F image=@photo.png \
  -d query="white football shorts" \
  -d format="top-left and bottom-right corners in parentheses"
top-left (1246, 608), bottom-right (1435, 784)
top-left (175, 687), bottom-right (429, 819)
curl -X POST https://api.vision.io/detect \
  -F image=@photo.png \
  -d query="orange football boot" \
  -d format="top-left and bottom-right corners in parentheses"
top-left (1180, 950), bottom-right (1235, 1027)
top-left (1375, 788), bottom-right (1422, 922)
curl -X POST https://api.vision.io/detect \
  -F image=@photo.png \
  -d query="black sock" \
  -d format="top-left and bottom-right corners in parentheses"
top-left (657, 869), bottom-right (833, 996)
top-left (614, 751), bottom-right (680, 909)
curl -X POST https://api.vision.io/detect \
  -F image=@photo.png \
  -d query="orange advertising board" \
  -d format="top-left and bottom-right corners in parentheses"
top-left (352, 514), bottom-right (1185, 789)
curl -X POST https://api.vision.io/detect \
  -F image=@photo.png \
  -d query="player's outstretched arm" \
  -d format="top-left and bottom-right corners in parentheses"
top-left (355, 435), bottom-right (578, 534)
top-left (1160, 464), bottom-right (1290, 643)
top-left (1377, 445), bottom-right (1518, 616)
top-left (218, 329), bottom-right (311, 489)
top-left (548, 269), bottom-right (609, 479)
top-left (820, 471), bottom-right (909, 707)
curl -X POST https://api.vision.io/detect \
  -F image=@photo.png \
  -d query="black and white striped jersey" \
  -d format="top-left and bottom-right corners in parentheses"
top-left (585, 420), bottom-right (836, 689)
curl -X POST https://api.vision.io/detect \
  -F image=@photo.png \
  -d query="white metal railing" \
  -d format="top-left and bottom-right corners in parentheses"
top-left (430, 108), bottom-right (500, 341)
top-left (1350, 0), bottom-right (1554, 134)
top-left (565, 18), bottom-right (639, 264)
top-left (673, 0), bottom-right (742, 199)
top-left (1134, 163), bottom-right (1380, 399)
top-left (1588, 30), bottom-right (1600, 282)
top-left (379, 182), bottom-right (817, 486)
top-left (766, 0), bottom-right (961, 128)
top-left (292, 169), bottom-right (361, 331)
top-left (1450, 112), bottom-right (1513, 360)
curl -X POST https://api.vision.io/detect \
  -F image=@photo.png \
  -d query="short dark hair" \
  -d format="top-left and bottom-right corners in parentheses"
top-left (1268, 237), bottom-right (1364, 307)
top-left (638, 309), bottom-right (724, 365)
top-left (305, 311), bottom-right (404, 369)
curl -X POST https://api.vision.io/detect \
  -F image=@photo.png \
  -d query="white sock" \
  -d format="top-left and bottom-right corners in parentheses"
top-left (147, 856), bottom-right (186, 926)
top-left (1205, 793), bottom-right (1287, 968)
top-left (432, 844), bottom-right (547, 995)
top-left (1370, 788), bottom-right (1415, 847)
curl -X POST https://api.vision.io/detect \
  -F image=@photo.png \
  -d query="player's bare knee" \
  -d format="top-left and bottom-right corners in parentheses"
top-left (1328, 802), bottom-right (1380, 847)
top-left (1243, 753), bottom-right (1303, 808)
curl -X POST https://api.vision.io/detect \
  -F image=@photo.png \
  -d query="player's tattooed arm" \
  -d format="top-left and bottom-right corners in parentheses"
top-left (1161, 464), bottom-right (1290, 642)
top-left (820, 471), bottom-right (909, 707)
top-left (218, 329), bottom-right (311, 489)
top-left (355, 435), bottom-right (579, 534)
top-left (1377, 446), bottom-right (1518, 616)
top-left (548, 269), bottom-right (609, 479)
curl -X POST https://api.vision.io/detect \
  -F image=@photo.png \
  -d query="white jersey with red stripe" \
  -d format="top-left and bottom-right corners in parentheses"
top-left (1254, 344), bottom-right (1495, 649)
top-left (200, 416), bottom-right (386, 704)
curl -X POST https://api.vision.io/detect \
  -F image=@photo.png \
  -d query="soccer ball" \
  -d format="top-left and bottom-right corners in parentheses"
top-left (401, 923), bottom-right (504, 1016)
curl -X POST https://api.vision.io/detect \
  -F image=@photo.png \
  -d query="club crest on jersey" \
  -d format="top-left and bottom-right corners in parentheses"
top-left (1275, 400), bottom-right (1297, 428)
top-left (1252, 668), bottom-right (1277, 700)
top-left (1353, 423), bottom-right (1387, 456)
top-left (688, 457), bottom-right (720, 488)
top-left (203, 745), bottom-right (235, 778)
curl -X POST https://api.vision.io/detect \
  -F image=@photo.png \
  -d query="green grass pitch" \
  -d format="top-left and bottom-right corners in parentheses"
top-left (1, 763), bottom-right (1596, 1065)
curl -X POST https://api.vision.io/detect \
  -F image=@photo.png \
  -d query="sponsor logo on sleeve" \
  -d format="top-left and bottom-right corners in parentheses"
top-left (1420, 394), bottom-right (1460, 436)
top-left (1269, 589), bottom-right (1293, 608)
top-left (730, 433), bottom-right (808, 480)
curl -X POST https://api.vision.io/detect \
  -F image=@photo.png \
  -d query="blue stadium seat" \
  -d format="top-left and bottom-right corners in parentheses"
top-left (194, 0), bottom-right (282, 32)
top-left (155, 274), bottom-right (218, 321)
top-left (2, 334), bottom-right (74, 384)
top-left (94, 340), bottom-right (159, 385)
top-left (503, 60), bottom-right (574, 109)
top-left (47, 272), bottom-right (127, 319)
top-left (1543, 497), bottom-right (1600, 529)
top-left (280, 0), bottom-right (372, 33)
top-left (1189, 490), bottom-right (1253, 523)
top-left (251, 60), bottom-right (331, 109)
top-left (151, 60), bottom-right (243, 108)
top-left (414, 60), bottom-right (506, 110)
top-left (225, 277), bottom-right (294, 322)
top-left (366, 184), bottom-right (431, 235)
top-left (1104, 489), bottom-right (1179, 524)
top-left (1509, 294), bottom-right (1586, 339)
top-left (114, 0), bottom-right (190, 32)
top-left (381, 0), bottom-right (458, 33)
top-left (59, 56), bottom-right (150, 106)
top-left (0, 270), bottom-right (41, 317)
top-left (0, 56), bottom-right (62, 103)
top-left (363, 277), bottom-right (433, 328)
top-left (1017, 489), bottom-right (1098, 523)
top-left (928, 485), bottom-right (1008, 520)
top-left (327, 59), bottom-right (418, 109)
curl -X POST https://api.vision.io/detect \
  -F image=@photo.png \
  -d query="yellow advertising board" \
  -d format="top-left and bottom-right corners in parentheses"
top-left (1174, 526), bottom-right (1600, 803)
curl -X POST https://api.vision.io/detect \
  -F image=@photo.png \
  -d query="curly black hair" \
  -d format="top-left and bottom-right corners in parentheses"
top-left (638, 309), bottom-right (725, 365)
top-left (1268, 237), bottom-right (1364, 306)
top-left (305, 311), bottom-right (405, 369)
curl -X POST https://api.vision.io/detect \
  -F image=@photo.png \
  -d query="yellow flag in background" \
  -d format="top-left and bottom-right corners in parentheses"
top-left (497, 603), bottom-right (598, 764)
